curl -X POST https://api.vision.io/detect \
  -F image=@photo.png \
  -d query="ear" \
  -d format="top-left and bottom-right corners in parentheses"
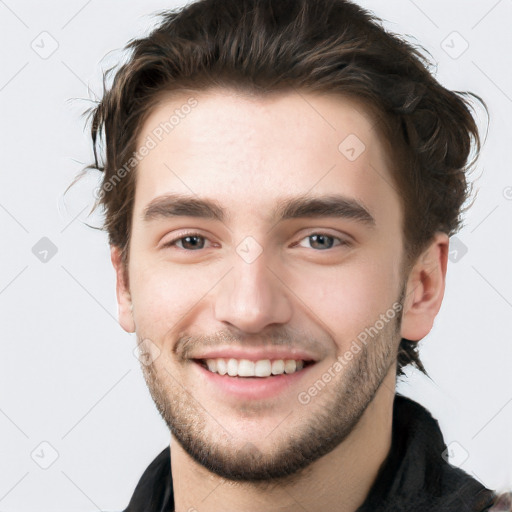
top-left (110, 245), bottom-right (135, 333)
top-left (400, 232), bottom-right (449, 341)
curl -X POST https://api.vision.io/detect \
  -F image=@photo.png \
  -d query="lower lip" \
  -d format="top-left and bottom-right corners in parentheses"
top-left (193, 361), bottom-right (315, 400)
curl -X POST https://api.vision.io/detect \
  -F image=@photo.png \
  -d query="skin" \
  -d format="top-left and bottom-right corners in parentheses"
top-left (111, 88), bottom-right (448, 512)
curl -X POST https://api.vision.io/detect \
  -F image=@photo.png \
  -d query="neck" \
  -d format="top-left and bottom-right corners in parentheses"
top-left (172, 371), bottom-right (396, 512)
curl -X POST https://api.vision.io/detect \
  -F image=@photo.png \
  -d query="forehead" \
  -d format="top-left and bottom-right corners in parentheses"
top-left (132, 88), bottom-right (400, 230)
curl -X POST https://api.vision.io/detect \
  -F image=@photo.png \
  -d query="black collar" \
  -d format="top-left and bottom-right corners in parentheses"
top-left (123, 395), bottom-right (497, 512)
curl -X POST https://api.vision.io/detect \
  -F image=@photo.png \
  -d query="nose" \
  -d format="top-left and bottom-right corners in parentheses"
top-left (213, 250), bottom-right (293, 334)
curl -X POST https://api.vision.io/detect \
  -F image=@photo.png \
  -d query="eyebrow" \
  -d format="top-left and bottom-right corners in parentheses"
top-left (142, 193), bottom-right (376, 227)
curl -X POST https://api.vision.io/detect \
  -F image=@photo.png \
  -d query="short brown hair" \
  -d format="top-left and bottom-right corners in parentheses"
top-left (77, 0), bottom-right (484, 375)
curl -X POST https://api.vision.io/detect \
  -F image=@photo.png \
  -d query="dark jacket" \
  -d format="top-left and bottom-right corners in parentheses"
top-left (123, 395), bottom-right (508, 511)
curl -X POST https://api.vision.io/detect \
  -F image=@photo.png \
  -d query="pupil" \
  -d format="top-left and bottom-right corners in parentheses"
top-left (311, 234), bottom-right (333, 249)
top-left (184, 236), bottom-right (203, 250)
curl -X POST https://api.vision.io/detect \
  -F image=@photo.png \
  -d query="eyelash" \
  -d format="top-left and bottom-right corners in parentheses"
top-left (161, 231), bottom-right (350, 251)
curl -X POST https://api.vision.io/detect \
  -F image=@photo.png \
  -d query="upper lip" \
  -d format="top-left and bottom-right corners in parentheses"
top-left (190, 347), bottom-right (320, 362)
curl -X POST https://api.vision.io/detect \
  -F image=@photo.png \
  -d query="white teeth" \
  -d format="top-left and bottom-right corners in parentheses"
top-left (200, 357), bottom-right (310, 377)
top-left (206, 359), bottom-right (217, 372)
top-left (238, 359), bottom-right (255, 377)
top-left (284, 359), bottom-right (297, 374)
top-left (217, 358), bottom-right (227, 375)
top-left (255, 359), bottom-right (271, 377)
top-left (227, 358), bottom-right (238, 376)
top-left (271, 359), bottom-right (285, 375)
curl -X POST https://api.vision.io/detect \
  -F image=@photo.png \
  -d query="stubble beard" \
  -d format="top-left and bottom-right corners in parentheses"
top-left (139, 296), bottom-right (403, 484)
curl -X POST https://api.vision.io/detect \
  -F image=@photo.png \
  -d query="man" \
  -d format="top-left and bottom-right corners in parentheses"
top-left (83, 0), bottom-right (509, 510)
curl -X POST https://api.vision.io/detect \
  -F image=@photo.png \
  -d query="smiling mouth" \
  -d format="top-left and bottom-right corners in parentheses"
top-left (193, 358), bottom-right (315, 377)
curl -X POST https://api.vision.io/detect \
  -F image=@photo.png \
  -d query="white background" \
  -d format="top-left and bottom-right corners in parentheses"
top-left (0, 0), bottom-right (511, 510)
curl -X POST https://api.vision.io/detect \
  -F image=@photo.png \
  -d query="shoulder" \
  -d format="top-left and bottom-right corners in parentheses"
top-left (122, 446), bottom-right (172, 512)
top-left (487, 492), bottom-right (512, 511)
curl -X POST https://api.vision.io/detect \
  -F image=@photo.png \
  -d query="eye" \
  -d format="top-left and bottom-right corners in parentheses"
top-left (161, 232), bottom-right (212, 251)
top-left (296, 233), bottom-right (349, 250)
top-left (161, 231), bottom-right (349, 252)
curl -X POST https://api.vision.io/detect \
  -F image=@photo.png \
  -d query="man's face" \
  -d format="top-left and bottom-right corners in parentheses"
top-left (117, 89), bottom-right (407, 481)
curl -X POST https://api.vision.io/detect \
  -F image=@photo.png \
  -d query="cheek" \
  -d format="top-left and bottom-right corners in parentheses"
top-left (129, 261), bottom-right (219, 337)
top-left (290, 255), bottom-right (401, 348)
